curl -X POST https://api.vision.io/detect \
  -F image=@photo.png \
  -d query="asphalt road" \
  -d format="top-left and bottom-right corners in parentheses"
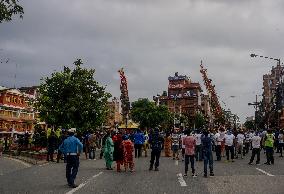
top-left (0, 150), bottom-right (284, 194)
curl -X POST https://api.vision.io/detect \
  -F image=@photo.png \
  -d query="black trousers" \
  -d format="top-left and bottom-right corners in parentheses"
top-left (265, 147), bottom-right (274, 164)
top-left (150, 150), bottom-right (161, 168)
top-left (278, 143), bottom-right (283, 156)
top-left (185, 155), bottom-right (195, 174)
top-left (204, 152), bottom-right (213, 175)
top-left (195, 145), bottom-right (203, 161)
top-left (135, 144), bottom-right (143, 158)
top-left (225, 145), bottom-right (234, 160)
top-left (47, 147), bottom-right (54, 161)
top-left (215, 145), bottom-right (221, 161)
top-left (66, 155), bottom-right (79, 185)
top-left (244, 142), bottom-right (250, 155)
top-left (250, 148), bottom-right (260, 164)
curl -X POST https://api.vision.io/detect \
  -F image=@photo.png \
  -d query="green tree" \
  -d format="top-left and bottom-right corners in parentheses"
top-left (244, 120), bottom-right (255, 130)
top-left (194, 112), bottom-right (206, 129)
top-left (0, 0), bottom-right (24, 23)
top-left (37, 59), bottom-right (111, 132)
top-left (131, 98), bottom-right (171, 129)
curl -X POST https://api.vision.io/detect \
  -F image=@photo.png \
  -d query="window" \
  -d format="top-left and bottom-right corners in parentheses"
top-left (6, 96), bottom-right (10, 102)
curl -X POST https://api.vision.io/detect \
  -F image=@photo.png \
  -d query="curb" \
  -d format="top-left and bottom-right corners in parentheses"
top-left (3, 154), bottom-right (48, 166)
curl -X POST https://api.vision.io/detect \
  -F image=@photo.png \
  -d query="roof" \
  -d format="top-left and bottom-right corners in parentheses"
top-left (0, 86), bottom-right (7, 91)
top-left (118, 120), bottom-right (139, 129)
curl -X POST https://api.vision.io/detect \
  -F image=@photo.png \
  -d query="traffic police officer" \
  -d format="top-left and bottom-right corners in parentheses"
top-left (59, 128), bottom-right (83, 188)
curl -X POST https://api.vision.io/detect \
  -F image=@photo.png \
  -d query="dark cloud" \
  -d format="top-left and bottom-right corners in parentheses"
top-left (1, 0), bottom-right (283, 122)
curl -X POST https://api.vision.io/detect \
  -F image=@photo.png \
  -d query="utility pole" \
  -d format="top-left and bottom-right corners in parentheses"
top-left (248, 95), bottom-right (261, 131)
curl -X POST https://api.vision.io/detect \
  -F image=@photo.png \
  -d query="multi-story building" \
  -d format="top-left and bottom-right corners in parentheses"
top-left (105, 97), bottom-right (121, 128)
top-left (0, 87), bottom-right (36, 135)
top-left (159, 72), bottom-right (202, 125)
top-left (263, 64), bottom-right (283, 113)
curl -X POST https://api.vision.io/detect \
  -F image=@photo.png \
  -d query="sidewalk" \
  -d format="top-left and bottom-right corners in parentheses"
top-left (3, 154), bottom-right (48, 165)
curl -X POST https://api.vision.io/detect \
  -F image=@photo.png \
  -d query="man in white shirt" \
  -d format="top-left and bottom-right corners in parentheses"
top-left (248, 132), bottom-right (261, 165)
top-left (194, 130), bottom-right (203, 161)
top-left (236, 131), bottom-right (245, 159)
top-left (244, 131), bottom-right (251, 155)
top-left (214, 130), bottom-right (223, 161)
top-left (225, 130), bottom-right (235, 162)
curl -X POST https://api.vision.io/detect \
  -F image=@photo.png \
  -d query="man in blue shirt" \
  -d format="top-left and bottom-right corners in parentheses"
top-left (59, 128), bottom-right (83, 188)
top-left (202, 130), bottom-right (214, 178)
top-left (134, 129), bottom-right (145, 158)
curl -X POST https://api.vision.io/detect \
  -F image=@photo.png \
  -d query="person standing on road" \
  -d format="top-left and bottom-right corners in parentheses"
top-left (113, 133), bottom-right (124, 172)
top-left (0, 137), bottom-right (3, 157)
top-left (224, 130), bottom-right (235, 162)
top-left (57, 129), bottom-right (68, 163)
top-left (278, 130), bottom-right (284, 157)
top-left (181, 131), bottom-right (187, 162)
top-left (236, 131), bottom-right (245, 159)
top-left (134, 129), bottom-right (145, 158)
top-left (88, 132), bottom-right (97, 160)
top-left (171, 129), bottom-right (180, 160)
top-left (194, 130), bottom-right (203, 161)
top-left (220, 128), bottom-right (226, 157)
top-left (202, 130), bottom-right (214, 178)
top-left (183, 130), bottom-right (197, 177)
top-left (244, 131), bottom-right (251, 155)
top-left (149, 128), bottom-right (164, 171)
top-left (100, 132), bottom-right (108, 159)
top-left (248, 132), bottom-right (261, 165)
top-left (59, 128), bottom-right (83, 188)
top-left (104, 131), bottom-right (114, 170)
top-left (214, 129), bottom-right (223, 161)
top-left (122, 135), bottom-right (135, 172)
top-left (47, 131), bottom-right (57, 162)
top-left (143, 131), bottom-right (149, 157)
top-left (264, 129), bottom-right (275, 165)
top-left (164, 132), bottom-right (172, 157)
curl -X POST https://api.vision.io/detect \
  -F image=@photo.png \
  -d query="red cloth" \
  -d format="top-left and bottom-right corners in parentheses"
top-left (122, 140), bottom-right (134, 163)
top-left (183, 136), bottom-right (196, 156)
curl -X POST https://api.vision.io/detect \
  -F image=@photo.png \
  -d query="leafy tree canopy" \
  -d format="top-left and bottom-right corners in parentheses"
top-left (244, 120), bottom-right (255, 130)
top-left (37, 59), bottom-right (111, 132)
top-left (194, 112), bottom-right (206, 129)
top-left (0, 0), bottom-right (24, 23)
top-left (131, 98), bottom-right (171, 129)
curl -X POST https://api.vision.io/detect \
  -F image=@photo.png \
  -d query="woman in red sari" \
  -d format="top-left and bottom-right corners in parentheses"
top-left (122, 135), bottom-right (134, 172)
top-left (113, 133), bottom-right (124, 172)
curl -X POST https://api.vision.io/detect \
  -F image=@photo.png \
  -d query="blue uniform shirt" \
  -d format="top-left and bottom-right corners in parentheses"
top-left (59, 135), bottom-right (83, 154)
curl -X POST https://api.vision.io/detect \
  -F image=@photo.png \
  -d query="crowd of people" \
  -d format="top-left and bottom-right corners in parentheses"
top-left (1, 125), bottom-right (283, 188)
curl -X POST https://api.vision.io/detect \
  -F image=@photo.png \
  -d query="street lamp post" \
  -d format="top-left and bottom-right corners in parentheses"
top-left (250, 54), bottom-right (281, 66)
top-left (248, 95), bottom-right (261, 131)
top-left (250, 53), bottom-right (283, 129)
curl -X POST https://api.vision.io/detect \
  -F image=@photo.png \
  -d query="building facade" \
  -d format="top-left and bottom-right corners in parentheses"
top-left (0, 87), bottom-right (36, 134)
top-left (263, 64), bottom-right (284, 114)
top-left (159, 72), bottom-right (202, 126)
top-left (105, 97), bottom-right (121, 128)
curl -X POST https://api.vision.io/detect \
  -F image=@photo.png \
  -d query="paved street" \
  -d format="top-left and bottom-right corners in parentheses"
top-left (0, 151), bottom-right (284, 194)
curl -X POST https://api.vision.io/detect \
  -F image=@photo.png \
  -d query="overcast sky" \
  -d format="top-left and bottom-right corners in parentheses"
top-left (1, 0), bottom-right (284, 122)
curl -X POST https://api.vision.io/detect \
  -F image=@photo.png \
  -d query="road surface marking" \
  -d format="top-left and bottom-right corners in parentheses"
top-left (66, 172), bottom-right (103, 194)
top-left (4, 157), bottom-right (31, 168)
top-left (175, 160), bottom-right (179, 166)
top-left (177, 173), bottom-right (187, 187)
top-left (39, 163), bottom-right (49, 167)
top-left (256, 168), bottom-right (274, 177)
